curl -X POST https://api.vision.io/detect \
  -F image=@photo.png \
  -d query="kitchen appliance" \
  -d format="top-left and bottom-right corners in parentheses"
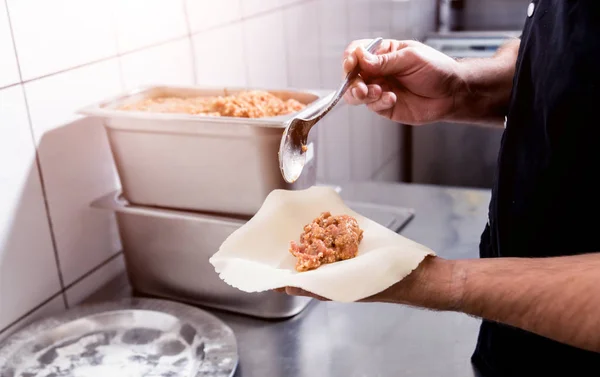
top-left (91, 191), bottom-right (415, 319)
top-left (406, 31), bottom-right (520, 188)
top-left (79, 85), bottom-right (334, 216)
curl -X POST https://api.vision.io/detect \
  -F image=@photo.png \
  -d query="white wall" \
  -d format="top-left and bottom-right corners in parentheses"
top-left (0, 0), bottom-right (437, 340)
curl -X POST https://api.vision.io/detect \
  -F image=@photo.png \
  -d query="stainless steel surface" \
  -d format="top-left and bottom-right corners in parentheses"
top-left (349, 201), bottom-right (414, 233)
top-left (278, 37), bottom-right (383, 183)
top-left (79, 85), bottom-right (334, 216)
top-left (91, 192), bottom-right (312, 320)
top-left (90, 190), bottom-right (415, 320)
top-left (0, 298), bottom-right (238, 377)
top-left (85, 182), bottom-right (491, 377)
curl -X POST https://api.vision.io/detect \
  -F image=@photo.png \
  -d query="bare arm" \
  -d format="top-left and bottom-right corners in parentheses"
top-left (448, 38), bottom-right (521, 127)
top-left (376, 254), bottom-right (600, 353)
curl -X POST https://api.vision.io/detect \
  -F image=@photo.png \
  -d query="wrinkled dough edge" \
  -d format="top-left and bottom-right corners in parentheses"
top-left (209, 186), bottom-right (436, 302)
top-left (212, 250), bottom-right (435, 302)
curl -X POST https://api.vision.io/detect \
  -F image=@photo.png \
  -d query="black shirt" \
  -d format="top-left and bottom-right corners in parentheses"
top-left (472, 0), bottom-right (600, 376)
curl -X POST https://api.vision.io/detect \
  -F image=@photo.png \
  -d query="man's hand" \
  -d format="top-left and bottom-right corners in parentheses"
top-left (342, 39), bottom-right (465, 125)
top-left (281, 253), bottom-right (600, 354)
top-left (278, 256), bottom-right (460, 309)
top-left (342, 38), bottom-right (520, 127)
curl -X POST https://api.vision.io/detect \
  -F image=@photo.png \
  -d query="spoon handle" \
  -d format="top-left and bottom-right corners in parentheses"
top-left (309, 37), bottom-right (383, 123)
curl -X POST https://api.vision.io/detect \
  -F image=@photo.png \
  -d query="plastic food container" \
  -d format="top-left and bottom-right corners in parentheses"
top-left (80, 85), bottom-right (334, 216)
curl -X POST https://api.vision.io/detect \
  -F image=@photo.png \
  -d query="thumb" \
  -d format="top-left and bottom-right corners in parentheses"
top-left (356, 45), bottom-right (418, 76)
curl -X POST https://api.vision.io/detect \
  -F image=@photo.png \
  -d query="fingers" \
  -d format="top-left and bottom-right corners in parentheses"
top-left (342, 39), bottom-right (418, 76)
top-left (274, 286), bottom-right (330, 301)
top-left (342, 38), bottom-right (420, 107)
top-left (342, 39), bottom-right (390, 79)
top-left (343, 39), bottom-right (391, 66)
top-left (366, 91), bottom-right (397, 113)
top-left (344, 83), bottom-right (383, 105)
top-left (356, 45), bottom-right (422, 77)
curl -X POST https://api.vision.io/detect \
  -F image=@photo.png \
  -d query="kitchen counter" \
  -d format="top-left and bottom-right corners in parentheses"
top-left (83, 181), bottom-right (491, 377)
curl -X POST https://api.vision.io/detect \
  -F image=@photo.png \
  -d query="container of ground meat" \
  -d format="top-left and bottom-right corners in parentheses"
top-left (79, 85), bottom-right (334, 216)
top-left (90, 190), bottom-right (313, 319)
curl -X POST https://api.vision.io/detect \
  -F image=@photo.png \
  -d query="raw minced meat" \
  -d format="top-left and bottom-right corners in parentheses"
top-left (289, 211), bottom-right (364, 272)
top-left (119, 90), bottom-right (305, 118)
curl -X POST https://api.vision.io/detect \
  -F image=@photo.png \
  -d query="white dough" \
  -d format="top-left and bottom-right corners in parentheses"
top-left (209, 186), bottom-right (435, 302)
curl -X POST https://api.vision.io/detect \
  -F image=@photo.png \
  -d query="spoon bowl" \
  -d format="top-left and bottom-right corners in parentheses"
top-left (278, 37), bottom-right (384, 183)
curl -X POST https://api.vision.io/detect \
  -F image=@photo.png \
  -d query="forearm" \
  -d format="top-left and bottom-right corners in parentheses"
top-left (382, 254), bottom-right (600, 353)
top-left (447, 38), bottom-right (520, 127)
top-left (457, 254), bottom-right (600, 352)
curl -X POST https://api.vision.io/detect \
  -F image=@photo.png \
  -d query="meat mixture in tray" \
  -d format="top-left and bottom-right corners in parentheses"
top-left (289, 212), bottom-right (364, 272)
top-left (118, 90), bottom-right (306, 118)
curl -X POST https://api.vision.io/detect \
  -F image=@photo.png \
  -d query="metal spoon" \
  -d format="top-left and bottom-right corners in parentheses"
top-left (278, 37), bottom-right (384, 183)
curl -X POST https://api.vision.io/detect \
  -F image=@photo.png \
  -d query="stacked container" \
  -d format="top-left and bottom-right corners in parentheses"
top-left (81, 85), bottom-right (335, 319)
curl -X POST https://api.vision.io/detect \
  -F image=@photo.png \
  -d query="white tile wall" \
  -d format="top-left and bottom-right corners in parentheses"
top-left (390, 0), bottom-right (412, 39)
top-left (241, 0), bottom-right (298, 18)
top-left (283, 1), bottom-right (321, 89)
top-left (120, 39), bottom-right (195, 90)
top-left (0, 86), bottom-right (62, 331)
top-left (25, 60), bottom-right (123, 286)
top-left (185, 0), bottom-right (242, 33)
top-left (114, 0), bottom-right (188, 53)
top-left (66, 254), bottom-right (125, 307)
top-left (7, 0), bottom-right (118, 80)
top-left (346, 1), bottom-right (375, 181)
top-left (242, 10), bottom-right (288, 88)
top-left (0, 0), bottom-right (434, 339)
top-left (0, 2), bottom-right (19, 88)
top-left (192, 23), bottom-right (247, 86)
top-left (317, 0), bottom-right (349, 183)
top-left (0, 295), bottom-right (65, 343)
top-left (0, 86), bottom-right (60, 329)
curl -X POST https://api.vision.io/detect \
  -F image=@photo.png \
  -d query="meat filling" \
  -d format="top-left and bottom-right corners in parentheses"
top-left (118, 90), bottom-right (306, 118)
top-left (289, 212), bottom-right (364, 272)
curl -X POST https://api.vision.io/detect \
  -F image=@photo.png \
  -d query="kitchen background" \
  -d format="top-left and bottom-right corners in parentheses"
top-left (0, 0), bottom-right (528, 340)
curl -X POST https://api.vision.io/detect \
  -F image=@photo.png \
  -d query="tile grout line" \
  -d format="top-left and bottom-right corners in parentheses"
top-left (186, 0), bottom-right (311, 50)
top-left (0, 0), bottom-right (311, 94)
top-left (0, 291), bottom-right (64, 338)
top-left (0, 81), bottom-right (20, 92)
top-left (0, 34), bottom-right (190, 93)
top-left (62, 251), bottom-right (124, 294)
top-left (313, 0), bottom-right (323, 88)
top-left (239, 0), bottom-right (251, 86)
top-left (282, 4), bottom-right (292, 88)
top-left (110, 2), bottom-right (127, 92)
top-left (181, 0), bottom-right (199, 85)
top-left (0, 251), bottom-right (124, 337)
top-left (3, 0), bottom-right (68, 309)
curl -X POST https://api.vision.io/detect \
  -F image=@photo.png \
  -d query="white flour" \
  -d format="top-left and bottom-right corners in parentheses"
top-left (14, 329), bottom-right (197, 377)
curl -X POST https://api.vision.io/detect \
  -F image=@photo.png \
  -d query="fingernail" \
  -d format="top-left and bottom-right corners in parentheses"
top-left (351, 87), bottom-right (358, 98)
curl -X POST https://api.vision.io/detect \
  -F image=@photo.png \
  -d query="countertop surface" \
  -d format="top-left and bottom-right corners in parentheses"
top-left (84, 181), bottom-right (491, 377)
